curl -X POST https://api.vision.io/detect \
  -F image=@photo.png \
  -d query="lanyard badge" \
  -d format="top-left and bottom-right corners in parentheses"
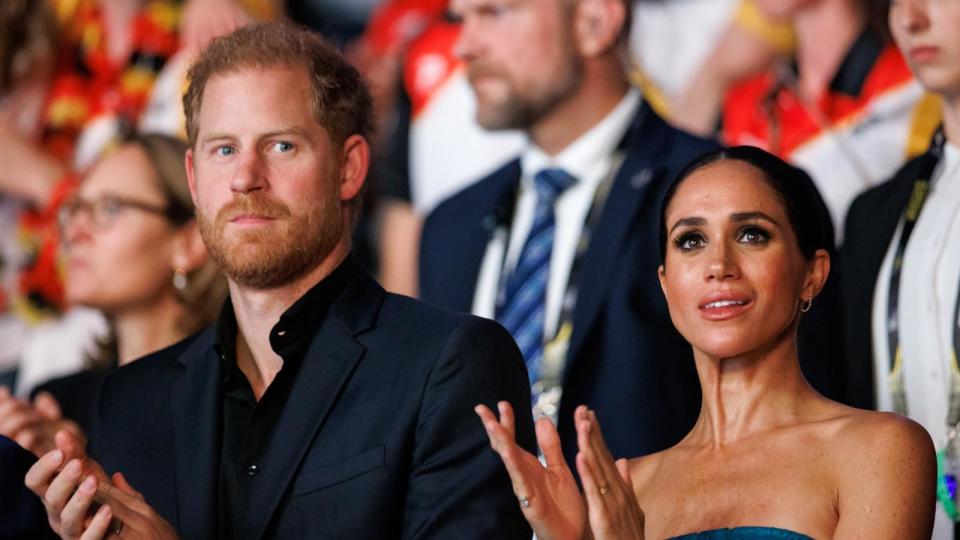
top-left (938, 425), bottom-right (960, 521)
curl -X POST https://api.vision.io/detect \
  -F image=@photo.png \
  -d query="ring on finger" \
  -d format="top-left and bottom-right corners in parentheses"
top-left (599, 484), bottom-right (610, 495)
top-left (518, 494), bottom-right (531, 508)
top-left (113, 520), bottom-right (124, 536)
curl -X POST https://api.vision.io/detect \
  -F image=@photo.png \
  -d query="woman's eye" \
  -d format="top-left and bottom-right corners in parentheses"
top-left (674, 233), bottom-right (705, 251)
top-left (738, 226), bottom-right (770, 244)
top-left (272, 141), bottom-right (294, 153)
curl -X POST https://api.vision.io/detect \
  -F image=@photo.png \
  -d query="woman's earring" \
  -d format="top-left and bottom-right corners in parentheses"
top-left (173, 268), bottom-right (188, 291)
top-left (799, 297), bottom-right (813, 313)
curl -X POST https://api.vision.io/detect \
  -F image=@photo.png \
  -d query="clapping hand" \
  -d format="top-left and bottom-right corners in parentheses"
top-left (574, 407), bottom-right (646, 540)
top-left (25, 430), bottom-right (179, 539)
top-left (475, 401), bottom-right (586, 540)
top-left (0, 386), bottom-right (84, 457)
top-left (476, 403), bottom-right (647, 540)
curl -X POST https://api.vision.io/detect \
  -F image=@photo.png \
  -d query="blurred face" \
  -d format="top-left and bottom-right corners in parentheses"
top-left (890, 0), bottom-right (960, 96)
top-left (187, 66), bottom-right (349, 290)
top-left (63, 145), bottom-right (179, 314)
top-left (658, 160), bottom-right (821, 359)
top-left (451, 0), bottom-right (582, 130)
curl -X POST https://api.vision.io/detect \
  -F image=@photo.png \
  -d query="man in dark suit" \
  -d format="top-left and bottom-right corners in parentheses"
top-left (420, 0), bottom-right (716, 469)
top-left (25, 22), bottom-right (535, 539)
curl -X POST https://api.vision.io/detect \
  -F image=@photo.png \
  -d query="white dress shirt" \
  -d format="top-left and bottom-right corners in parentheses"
top-left (471, 89), bottom-right (641, 340)
top-left (871, 142), bottom-right (960, 540)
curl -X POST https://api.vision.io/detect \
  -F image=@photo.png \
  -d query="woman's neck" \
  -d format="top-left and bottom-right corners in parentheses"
top-left (113, 294), bottom-right (189, 366)
top-left (941, 93), bottom-right (960, 147)
top-left (688, 330), bottom-right (818, 448)
top-left (793, 0), bottom-right (866, 101)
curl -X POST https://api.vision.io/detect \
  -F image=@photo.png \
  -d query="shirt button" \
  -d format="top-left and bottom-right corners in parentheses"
top-left (246, 465), bottom-right (259, 476)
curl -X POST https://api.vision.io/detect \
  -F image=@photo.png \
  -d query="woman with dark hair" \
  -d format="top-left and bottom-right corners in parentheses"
top-left (477, 146), bottom-right (935, 539)
top-left (0, 133), bottom-right (227, 456)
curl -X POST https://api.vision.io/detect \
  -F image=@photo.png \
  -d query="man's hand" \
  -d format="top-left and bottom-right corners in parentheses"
top-left (100, 472), bottom-right (179, 539)
top-left (25, 430), bottom-right (116, 538)
top-left (25, 430), bottom-right (179, 539)
top-left (0, 387), bottom-right (85, 456)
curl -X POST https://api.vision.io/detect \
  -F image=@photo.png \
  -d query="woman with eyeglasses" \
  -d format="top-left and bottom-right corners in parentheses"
top-left (0, 133), bottom-right (226, 456)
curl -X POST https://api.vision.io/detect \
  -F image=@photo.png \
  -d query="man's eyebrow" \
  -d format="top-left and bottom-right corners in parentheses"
top-left (261, 127), bottom-right (307, 139)
top-left (199, 133), bottom-right (235, 147)
top-left (668, 216), bottom-right (706, 236)
top-left (199, 127), bottom-right (308, 147)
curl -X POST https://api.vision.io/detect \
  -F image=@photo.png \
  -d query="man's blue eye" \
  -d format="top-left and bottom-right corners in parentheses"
top-left (216, 146), bottom-right (235, 156)
top-left (274, 141), bottom-right (294, 152)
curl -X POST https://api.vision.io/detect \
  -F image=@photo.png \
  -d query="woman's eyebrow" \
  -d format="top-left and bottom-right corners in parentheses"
top-left (730, 211), bottom-right (779, 225)
top-left (668, 216), bottom-right (706, 235)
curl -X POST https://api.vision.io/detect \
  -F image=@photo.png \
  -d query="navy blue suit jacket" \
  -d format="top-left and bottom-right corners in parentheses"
top-left (0, 436), bottom-right (57, 539)
top-left (88, 269), bottom-right (535, 539)
top-left (420, 102), bottom-right (716, 467)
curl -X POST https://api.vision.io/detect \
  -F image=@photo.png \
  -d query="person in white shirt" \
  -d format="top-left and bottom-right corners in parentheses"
top-left (419, 0), bottom-right (719, 470)
top-left (842, 0), bottom-right (960, 537)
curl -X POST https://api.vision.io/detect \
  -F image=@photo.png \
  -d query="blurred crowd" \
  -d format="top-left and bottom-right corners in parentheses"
top-left (0, 0), bottom-right (957, 536)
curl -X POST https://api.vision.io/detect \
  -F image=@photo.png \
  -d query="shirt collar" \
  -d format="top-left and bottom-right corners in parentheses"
top-left (214, 253), bottom-right (361, 379)
top-left (829, 29), bottom-right (884, 97)
top-left (520, 88), bottom-right (640, 186)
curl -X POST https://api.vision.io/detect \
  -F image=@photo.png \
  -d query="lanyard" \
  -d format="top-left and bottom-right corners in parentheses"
top-left (493, 156), bottom-right (620, 419)
top-left (885, 127), bottom-right (960, 427)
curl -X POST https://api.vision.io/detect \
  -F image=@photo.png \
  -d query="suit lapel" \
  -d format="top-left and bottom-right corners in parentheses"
top-left (242, 272), bottom-right (383, 539)
top-left (445, 161), bottom-right (521, 312)
top-left (170, 331), bottom-right (222, 537)
top-left (566, 104), bottom-right (667, 363)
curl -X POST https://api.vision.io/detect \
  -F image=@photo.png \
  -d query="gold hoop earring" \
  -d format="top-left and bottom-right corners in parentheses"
top-left (799, 297), bottom-right (813, 313)
top-left (173, 268), bottom-right (188, 291)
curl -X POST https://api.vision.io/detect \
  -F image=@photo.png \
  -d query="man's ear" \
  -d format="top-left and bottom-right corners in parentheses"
top-left (339, 134), bottom-right (370, 203)
top-left (185, 148), bottom-right (199, 206)
top-left (170, 221), bottom-right (209, 275)
top-left (574, 0), bottom-right (626, 58)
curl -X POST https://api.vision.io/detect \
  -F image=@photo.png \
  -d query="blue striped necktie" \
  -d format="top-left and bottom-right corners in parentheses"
top-left (497, 168), bottom-right (576, 382)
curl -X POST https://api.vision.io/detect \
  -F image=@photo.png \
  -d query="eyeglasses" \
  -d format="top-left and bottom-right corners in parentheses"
top-left (57, 194), bottom-right (174, 231)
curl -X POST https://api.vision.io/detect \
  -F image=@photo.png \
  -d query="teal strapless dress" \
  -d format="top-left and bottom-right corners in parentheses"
top-left (669, 527), bottom-right (812, 539)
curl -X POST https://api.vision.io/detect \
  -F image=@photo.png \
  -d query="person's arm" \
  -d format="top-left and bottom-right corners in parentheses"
top-left (0, 121), bottom-right (65, 206)
top-left (402, 316), bottom-right (535, 539)
top-left (671, 0), bottom-right (791, 136)
top-left (833, 414), bottom-right (936, 538)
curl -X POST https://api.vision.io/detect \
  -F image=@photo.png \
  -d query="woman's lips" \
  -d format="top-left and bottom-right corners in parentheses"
top-left (910, 46), bottom-right (940, 63)
top-left (698, 294), bottom-right (752, 321)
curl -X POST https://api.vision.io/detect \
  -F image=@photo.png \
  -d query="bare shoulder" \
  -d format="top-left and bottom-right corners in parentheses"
top-left (826, 407), bottom-right (933, 462)
top-left (824, 408), bottom-right (936, 539)
top-left (627, 448), bottom-right (670, 501)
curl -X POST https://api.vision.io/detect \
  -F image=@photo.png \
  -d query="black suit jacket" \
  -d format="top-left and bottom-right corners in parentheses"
top-left (88, 269), bottom-right (535, 539)
top-left (841, 151), bottom-right (927, 409)
top-left (0, 435), bottom-right (57, 539)
top-left (420, 102), bottom-right (716, 467)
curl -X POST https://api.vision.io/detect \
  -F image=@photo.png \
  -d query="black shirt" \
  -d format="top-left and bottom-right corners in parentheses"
top-left (215, 255), bottom-right (359, 539)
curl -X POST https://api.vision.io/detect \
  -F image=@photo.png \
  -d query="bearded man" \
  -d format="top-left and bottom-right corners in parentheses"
top-left (420, 0), bottom-right (717, 472)
top-left (25, 22), bottom-right (534, 540)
